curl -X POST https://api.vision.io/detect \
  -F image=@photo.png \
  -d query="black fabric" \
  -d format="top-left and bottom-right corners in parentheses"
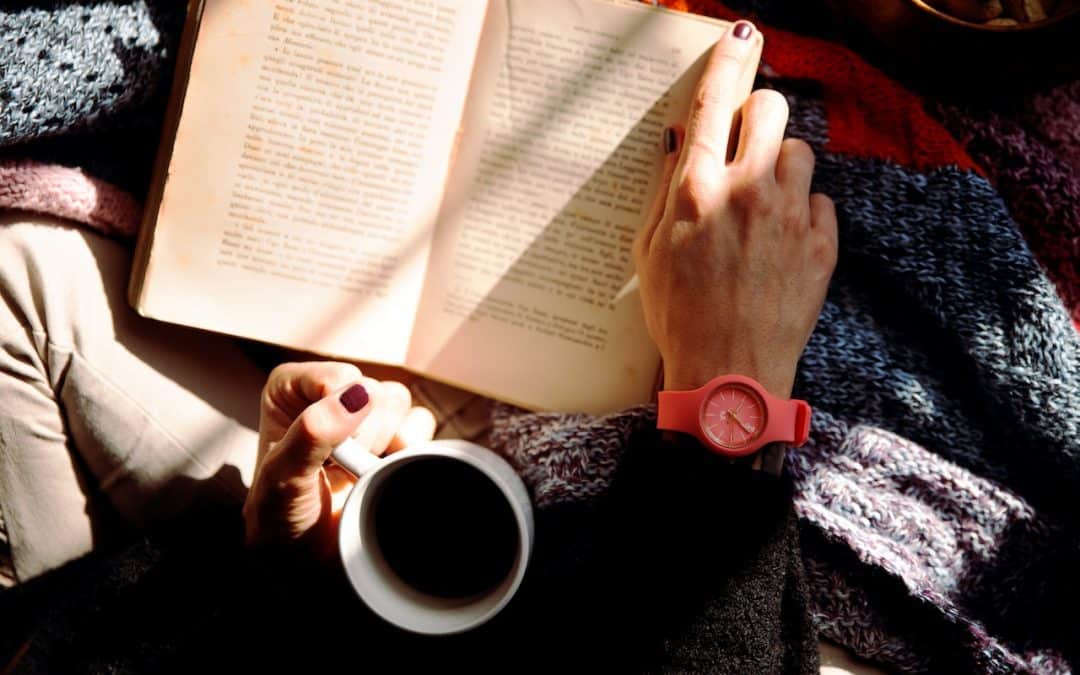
top-left (0, 432), bottom-right (817, 674)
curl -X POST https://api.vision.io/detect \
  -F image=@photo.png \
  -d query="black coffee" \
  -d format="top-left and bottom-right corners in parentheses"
top-left (372, 457), bottom-right (519, 599)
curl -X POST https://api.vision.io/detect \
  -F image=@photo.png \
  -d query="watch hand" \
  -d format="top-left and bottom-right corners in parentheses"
top-left (734, 398), bottom-right (745, 415)
top-left (728, 411), bottom-right (755, 435)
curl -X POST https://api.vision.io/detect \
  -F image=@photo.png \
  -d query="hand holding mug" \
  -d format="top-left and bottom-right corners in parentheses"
top-left (242, 361), bottom-right (436, 561)
top-left (243, 362), bottom-right (533, 635)
top-left (634, 21), bottom-right (838, 398)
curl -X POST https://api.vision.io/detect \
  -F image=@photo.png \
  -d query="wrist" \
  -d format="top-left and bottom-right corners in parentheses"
top-left (662, 361), bottom-right (795, 399)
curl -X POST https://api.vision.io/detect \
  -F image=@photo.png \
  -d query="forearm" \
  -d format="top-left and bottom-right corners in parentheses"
top-left (523, 429), bottom-right (815, 672)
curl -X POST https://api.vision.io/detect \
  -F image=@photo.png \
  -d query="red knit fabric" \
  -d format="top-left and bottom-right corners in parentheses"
top-left (658, 1), bottom-right (981, 174)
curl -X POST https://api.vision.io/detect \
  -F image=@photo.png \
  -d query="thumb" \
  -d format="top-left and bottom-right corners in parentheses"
top-left (267, 382), bottom-right (372, 479)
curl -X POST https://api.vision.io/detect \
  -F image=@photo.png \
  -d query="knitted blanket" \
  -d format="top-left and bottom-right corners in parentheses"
top-left (2, 1), bottom-right (1079, 673)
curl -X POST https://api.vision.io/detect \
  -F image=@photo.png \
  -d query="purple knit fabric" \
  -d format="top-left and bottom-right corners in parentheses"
top-left (791, 414), bottom-right (1066, 674)
top-left (932, 82), bottom-right (1080, 327)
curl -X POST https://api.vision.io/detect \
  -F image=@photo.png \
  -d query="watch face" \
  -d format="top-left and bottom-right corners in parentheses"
top-left (701, 382), bottom-right (766, 450)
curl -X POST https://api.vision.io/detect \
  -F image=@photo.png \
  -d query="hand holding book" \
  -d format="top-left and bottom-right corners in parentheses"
top-left (634, 21), bottom-right (838, 399)
top-left (133, 0), bottom-right (777, 413)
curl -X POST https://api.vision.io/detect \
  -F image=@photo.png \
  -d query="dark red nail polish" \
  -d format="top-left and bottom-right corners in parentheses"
top-left (339, 384), bottom-right (369, 413)
top-left (733, 21), bottom-right (753, 40)
top-left (663, 127), bottom-right (678, 154)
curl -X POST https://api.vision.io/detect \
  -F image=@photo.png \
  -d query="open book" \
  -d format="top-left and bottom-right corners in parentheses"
top-left (131, 0), bottom-right (755, 414)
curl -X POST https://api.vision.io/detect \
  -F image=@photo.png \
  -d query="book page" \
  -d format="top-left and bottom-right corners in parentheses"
top-left (137, 0), bottom-right (488, 364)
top-left (409, 0), bottom-right (735, 413)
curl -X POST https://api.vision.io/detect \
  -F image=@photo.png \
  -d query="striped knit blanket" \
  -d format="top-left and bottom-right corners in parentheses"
top-left (2, 1), bottom-right (1079, 673)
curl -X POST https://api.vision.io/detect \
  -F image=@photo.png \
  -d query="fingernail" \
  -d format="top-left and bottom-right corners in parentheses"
top-left (732, 20), bottom-right (754, 40)
top-left (663, 126), bottom-right (678, 154)
top-left (339, 384), bottom-right (369, 413)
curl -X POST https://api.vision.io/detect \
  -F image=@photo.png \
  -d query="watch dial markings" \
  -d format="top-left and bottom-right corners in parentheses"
top-left (701, 383), bottom-right (767, 450)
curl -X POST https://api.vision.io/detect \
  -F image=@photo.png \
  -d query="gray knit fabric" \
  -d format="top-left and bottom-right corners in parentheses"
top-left (1, 4), bottom-right (162, 140)
top-left (0, 1), bottom-right (184, 194)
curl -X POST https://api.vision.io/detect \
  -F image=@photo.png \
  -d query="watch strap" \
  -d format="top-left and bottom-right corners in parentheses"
top-left (657, 387), bottom-right (703, 434)
top-left (662, 432), bottom-right (786, 477)
top-left (784, 399), bottom-right (812, 446)
top-left (755, 442), bottom-right (786, 476)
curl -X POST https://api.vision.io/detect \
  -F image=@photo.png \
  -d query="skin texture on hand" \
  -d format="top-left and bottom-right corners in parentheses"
top-left (634, 21), bottom-right (838, 399)
top-left (242, 362), bottom-right (436, 560)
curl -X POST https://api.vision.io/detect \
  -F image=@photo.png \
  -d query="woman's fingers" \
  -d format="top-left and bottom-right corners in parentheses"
top-left (387, 406), bottom-right (438, 453)
top-left (775, 137), bottom-right (815, 196)
top-left (678, 20), bottom-right (763, 196)
top-left (810, 192), bottom-right (838, 231)
top-left (733, 90), bottom-right (791, 181)
top-left (325, 463), bottom-right (358, 516)
top-left (262, 381), bottom-right (373, 482)
top-left (809, 192), bottom-right (840, 274)
top-left (635, 126), bottom-right (683, 262)
top-left (263, 362), bottom-right (363, 414)
top-left (349, 379), bottom-right (413, 457)
top-left (258, 361), bottom-right (363, 462)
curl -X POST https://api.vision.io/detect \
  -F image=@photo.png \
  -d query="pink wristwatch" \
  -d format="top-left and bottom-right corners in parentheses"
top-left (657, 374), bottom-right (811, 460)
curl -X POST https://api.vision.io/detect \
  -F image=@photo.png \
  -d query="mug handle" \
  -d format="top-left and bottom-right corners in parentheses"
top-left (331, 437), bottom-right (381, 478)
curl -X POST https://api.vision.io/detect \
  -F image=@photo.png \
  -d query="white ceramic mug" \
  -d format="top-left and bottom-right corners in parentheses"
top-left (333, 438), bottom-right (534, 635)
